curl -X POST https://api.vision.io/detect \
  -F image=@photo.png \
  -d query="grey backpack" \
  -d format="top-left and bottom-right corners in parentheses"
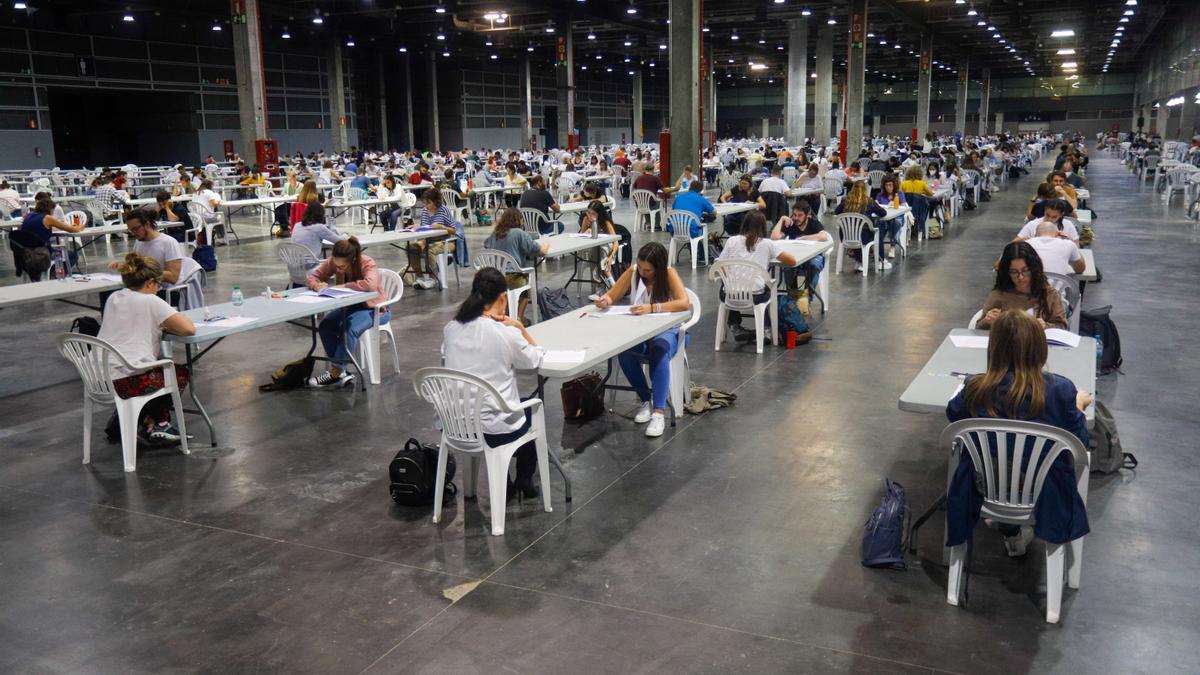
top-left (1090, 400), bottom-right (1137, 474)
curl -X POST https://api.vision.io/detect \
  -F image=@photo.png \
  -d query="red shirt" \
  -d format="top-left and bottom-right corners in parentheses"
top-left (408, 172), bottom-right (424, 185)
top-left (113, 176), bottom-right (126, 190)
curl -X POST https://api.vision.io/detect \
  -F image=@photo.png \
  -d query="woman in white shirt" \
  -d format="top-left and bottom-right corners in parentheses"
top-left (443, 267), bottom-right (544, 498)
top-left (97, 253), bottom-right (196, 445)
top-left (194, 179), bottom-right (224, 242)
top-left (716, 210), bottom-right (798, 344)
top-left (594, 242), bottom-right (690, 438)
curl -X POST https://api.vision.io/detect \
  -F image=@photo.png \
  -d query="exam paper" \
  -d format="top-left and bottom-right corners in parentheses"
top-left (542, 350), bottom-right (587, 365)
top-left (949, 335), bottom-right (990, 349)
top-left (198, 316), bottom-right (257, 329)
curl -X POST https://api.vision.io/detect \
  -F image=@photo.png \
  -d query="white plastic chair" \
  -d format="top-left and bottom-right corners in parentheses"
top-left (942, 419), bottom-right (1090, 623)
top-left (867, 170), bottom-right (886, 191)
top-left (441, 188), bottom-right (471, 227)
top-left (1138, 155), bottom-right (1159, 184)
top-left (1045, 272), bottom-right (1081, 334)
top-left (631, 189), bottom-right (662, 232)
top-left (472, 249), bottom-right (534, 322)
top-left (358, 268), bottom-right (404, 385)
top-left (821, 176), bottom-right (844, 216)
top-left (963, 169), bottom-right (982, 204)
top-left (519, 207), bottom-right (550, 238)
top-left (967, 309), bottom-right (983, 330)
top-left (665, 210), bottom-right (708, 270)
top-left (412, 367), bottom-right (553, 536)
top-left (1162, 166), bottom-right (1198, 204)
top-left (609, 288), bottom-right (701, 419)
top-left (56, 333), bottom-right (190, 473)
top-left (834, 212), bottom-right (878, 275)
top-left (710, 260), bottom-right (777, 354)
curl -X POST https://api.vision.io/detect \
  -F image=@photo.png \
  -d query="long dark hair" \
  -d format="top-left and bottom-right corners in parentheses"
top-left (330, 236), bottom-right (364, 281)
top-left (301, 202), bottom-right (326, 226)
top-left (995, 241), bottom-right (1057, 320)
top-left (740, 210), bottom-right (768, 252)
top-left (455, 267), bottom-right (508, 323)
top-left (492, 207), bottom-right (521, 238)
top-left (636, 242), bottom-right (671, 304)
top-left (586, 200), bottom-right (611, 230)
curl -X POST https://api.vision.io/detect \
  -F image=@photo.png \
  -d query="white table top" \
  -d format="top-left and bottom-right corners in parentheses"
top-left (331, 195), bottom-right (406, 209)
top-left (543, 233), bottom-right (620, 259)
top-left (786, 187), bottom-right (823, 198)
top-left (19, 194), bottom-right (93, 204)
top-left (558, 196), bottom-right (614, 215)
top-left (1075, 189), bottom-right (1090, 200)
top-left (525, 304), bottom-right (691, 379)
top-left (220, 195), bottom-right (295, 209)
top-left (466, 185), bottom-right (508, 195)
top-left (1075, 249), bottom-right (1097, 282)
top-left (714, 202), bottom-right (758, 217)
top-left (165, 288), bottom-right (376, 344)
top-left (883, 205), bottom-right (911, 220)
top-left (323, 228), bottom-right (445, 249)
top-left (0, 274), bottom-right (123, 309)
top-left (1076, 209), bottom-right (1092, 224)
top-left (772, 239), bottom-right (835, 266)
top-left (898, 329), bottom-right (1096, 422)
top-left (397, 182), bottom-right (435, 192)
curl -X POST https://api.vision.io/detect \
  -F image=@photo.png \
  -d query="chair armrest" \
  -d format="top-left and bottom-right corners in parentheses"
top-left (504, 397), bottom-right (544, 414)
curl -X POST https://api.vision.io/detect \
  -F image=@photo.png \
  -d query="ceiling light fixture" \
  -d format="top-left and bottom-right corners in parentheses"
top-left (123, 13), bottom-right (134, 22)
top-left (281, 29), bottom-right (290, 39)
top-left (345, 39), bottom-right (354, 47)
top-left (212, 22), bottom-right (222, 31)
top-left (312, 16), bottom-right (323, 24)
top-left (399, 45), bottom-right (408, 53)
top-left (1056, 48), bottom-right (1075, 55)
top-left (1050, 29), bottom-right (1075, 37)
top-left (967, 7), bottom-right (978, 16)
top-left (626, 1), bottom-right (637, 15)
top-left (435, 4), bottom-right (446, 14)
top-left (14, 1), bottom-right (26, 8)
top-left (587, 33), bottom-right (596, 40)
top-left (802, 8), bottom-right (812, 17)
top-left (827, 15), bottom-right (837, 25)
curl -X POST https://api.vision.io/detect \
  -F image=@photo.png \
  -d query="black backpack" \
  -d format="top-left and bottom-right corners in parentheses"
top-left (70, 316), bottom-right (101, 337)
top-left (861, 478), bottom-right (908, 570)
top-left (389, 438), bottom-right (456, 507)
top-left (193, 244), bottom-right (218, 272)
top-left (258, 356), bottom-right (315, 391)
top-left (1078, 305), bottom-right (1122, 374)
top-left (619, 181), bottom-right (630, 198)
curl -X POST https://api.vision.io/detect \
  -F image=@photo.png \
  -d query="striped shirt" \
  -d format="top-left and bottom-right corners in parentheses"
top-left (418, 205), bottom-right (461, 233)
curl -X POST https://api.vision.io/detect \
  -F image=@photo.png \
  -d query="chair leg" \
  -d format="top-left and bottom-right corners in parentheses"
top-left (769, 296), bottom-right (779, 347)
top-left (690, 238), bottom-right (699, 270)
top-left (534, 421), bottom-right (553, 513)
top-left (753, 304), bottom-right (765, 354)
top-left (714, 304), bottom-right (727, 351)
top-left (169, 385), bottom-right (189, 456)
top-left (81, 396), bottom-right (93, 464)
top-left (384, 329), bottom-right (401, 374)
top-left (835, 244), bottom-right (844, 274)
top-left (484, 451), bottom-right (510, 536)
top-left (465, 456), bottom-right (480, 499)
top-left (431, 446), bottom-right (450, 524)
top-left (946, 543), bottom-right (967, 606)
top-left (116, 400), bottom-right (140, 473)
top-left (1045, 542), bottom-right (1066, 623)
top-left (1067, 536), bottom-right (1084, 590)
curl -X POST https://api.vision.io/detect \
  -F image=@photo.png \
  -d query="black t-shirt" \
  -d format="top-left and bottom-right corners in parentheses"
top-left (1029, 199), bottom-right (1047, 219)
top-left (519, 189), bottom-right (556, 217)
top-left (728, 186), bottom-right (761, 204)
top-left (781, 215), bottom-right (824, 240)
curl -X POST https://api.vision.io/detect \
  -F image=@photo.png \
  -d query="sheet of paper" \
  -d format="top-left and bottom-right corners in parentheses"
top-left (1045, 328), bottom-right (1081, 348)
top-left (77, 273), bottom-right (121, 282)
top-left (319, 286), bottom-right (359, 298)
top-left (567, 232), bottom-right (597, 238)
top-left (198, 316), bottom-right (257, 329)
top-left (542, 350), bottom-right (587, 365)
top-left (786, 239), bottom-right (826, 246)
top-left (949, 334), bottom-right (990, 349)
top-left (601, 305), bottom-right (635, 316)
top-left (285, 294), bottom-right (329, 304)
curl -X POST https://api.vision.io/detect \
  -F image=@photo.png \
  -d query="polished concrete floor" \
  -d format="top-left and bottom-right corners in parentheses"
top-left (1, 153), bottom-right (1197, 673)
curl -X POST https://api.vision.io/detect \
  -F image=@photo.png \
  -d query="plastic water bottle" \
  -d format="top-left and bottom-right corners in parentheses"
top-left (1094, 334), bottom-right (1104, 370)
top-left (51, 248), bottom-right (66, 280)
top-left (231, 285), bottom-right (244, 317)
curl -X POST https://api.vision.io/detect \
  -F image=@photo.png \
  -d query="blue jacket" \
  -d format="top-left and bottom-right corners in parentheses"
top-left (944, 372), bottom-right (1090, 546)
top-left (670, 191), bottom-right (713, 238)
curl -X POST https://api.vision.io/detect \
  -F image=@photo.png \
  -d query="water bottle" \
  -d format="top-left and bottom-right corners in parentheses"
top-left (51, 247), bottom-right (65, 280)
top-left (231, 285), bottom-right (244, 317)
top-left (1094, 334), bottom-right (1104, 370)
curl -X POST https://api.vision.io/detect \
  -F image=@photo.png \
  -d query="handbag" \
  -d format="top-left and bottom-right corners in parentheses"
top-left (560, 372), bottom-right (605, 421)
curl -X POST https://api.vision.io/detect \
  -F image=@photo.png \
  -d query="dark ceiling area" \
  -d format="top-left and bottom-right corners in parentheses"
top-left (9, 0), bottom-right (1178, 84)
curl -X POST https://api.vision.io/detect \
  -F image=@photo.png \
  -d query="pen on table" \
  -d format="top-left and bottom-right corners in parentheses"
top-left (948, 371), bottom-right (972, 378)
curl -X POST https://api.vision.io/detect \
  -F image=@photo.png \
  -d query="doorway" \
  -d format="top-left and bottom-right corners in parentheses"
top-left (542, 106), bottom-right (558, 151)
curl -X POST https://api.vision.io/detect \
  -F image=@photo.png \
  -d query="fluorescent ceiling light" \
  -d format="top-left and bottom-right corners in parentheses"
top-left (751, 64), bottom-right (767, 70)
top-left (1051, 29), bottom-right (1074, 37)
top-left (1057, 48), bottom-right (1075, 55)
top-left (123, 14), bottom-right (134, 22)
top-left (1061, 61), bottom-right (1077, 68)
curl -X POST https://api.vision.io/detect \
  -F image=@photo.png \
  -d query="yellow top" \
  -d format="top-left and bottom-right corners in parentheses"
top-left (900, 178), bottom-right (933, 196)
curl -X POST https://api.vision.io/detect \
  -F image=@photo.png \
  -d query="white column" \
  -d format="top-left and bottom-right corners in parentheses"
top-left (231, 0), bottom-right (267, 161)
top-left (814, 27), bottom-right (833, 144)
top-left (785, 18), bottom-right (809, 145)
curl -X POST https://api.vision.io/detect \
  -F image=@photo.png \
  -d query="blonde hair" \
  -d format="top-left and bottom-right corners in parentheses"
top-left (117, 252), bottom-right (162, 290)
top-left (904, 165), bottom-right (924, 182)
top-left (843, 181), bottom-right (872, 213)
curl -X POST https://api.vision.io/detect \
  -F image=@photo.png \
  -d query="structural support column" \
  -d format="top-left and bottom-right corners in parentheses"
top-left (872, 115), bottom-right (881, 137)
top-left (522, 54), bottom-right (534, 149)
top-left (326, 43), bottom-right (348, 151)
top-left (977, 68), bottom-right (990, 137)
top-left (785, 18), bottom-right (809, 145)
top-left (844, 0), bottom-right (868, 161)
top-left (762, 118), bottom-right (770, 139)
top-left (994, 111), bottom-right (1004, 135)
top-left (556, 30), bottom-right (574, 149)
top-left (835, 79), bottom-right (844, 143)
top-left (814, 26), bottom-right (833, 145)
top-left (632, 72), bottom-right (644, 144)
top-left (915, 33), bottom-right (933, 142)
top-left (955, 60), bottom-right (969, 137)
top-left (404, 54), bottom-right (414, 149)
top-left (377, 53), bottom-right (389, 150)
top-left (428, 54), bottom-right (440, 151)
top-left (703, 47), bottom-right (714, 148)
top-left (231, 0), bottom-right (267, 161)
top-left (667, 0), bottom-right (700, 185)
top-left (1157, 102), bottom-right (1169, 138)
top-left (1178, 88), bottom-right (1198, 140)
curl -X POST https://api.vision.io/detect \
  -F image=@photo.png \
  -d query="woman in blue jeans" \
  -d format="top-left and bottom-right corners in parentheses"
top-left (594, 242), bottom-right (690, 438)
top-left (305, 237), bottom-right (390, 388)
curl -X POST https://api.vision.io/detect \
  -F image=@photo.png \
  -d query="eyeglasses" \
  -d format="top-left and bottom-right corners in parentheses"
top-left (1008, 268), bottom-right (1031, 278)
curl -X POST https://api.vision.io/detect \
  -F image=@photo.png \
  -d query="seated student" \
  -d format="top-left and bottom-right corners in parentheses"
top-left (1017, 199), bottom-right (1079, 244)
top-left (834, 181), bottom-right (889, 272)
top-left (0, 180), bottom-right (21, 216)
top-left (579, 199), bottom-right (620, 267)
top-left (238, 165), bottom-right (266, 199)
top-left (631, 167), bottom-right (667, 207)
top-left (1045, 170), bottom-right (1079, 211)
top-left (442, 267), bottom-right (545, 499)
top-left (289, 179), bottom-right (324, 232)
top-left (717, 210), bottom-right (800, 344)
top-left (193, 179), bottom-right (224, 243)
top-left (1060, 159), bottom-right (1085, 189)
top-left (669, 181), bottom-right (714, 238)
top-left (1020, 220), bottom-right (1086, 277)
top-left (374, 175), bottom-right (413, 231)
top-left (153, 191), bottom-right (191, 242)
top-left (517, 175), bottom-right (563, 235)
top-left (280, 170), bottom-right (302, 197)
top-left (305, 237), bottom-right (388, 388)
top-left (758, 164), bottom-right (790, 196)
top-left (484, 207), bottom-right (550, 325)
top-left (794, 163), bottom-right (824, 212)
top-left (673, 165), bottom-right (698, 193)
top-left (593, 242), bottom-right (690, 438)
top-left (291, 203), bottom-right (346, 272)
top-left (946, 309), bottom-right (1092, 556)
top-left (21, 196), bottom-right (84, 269)
top-left (350, 166), bottom-right (372, 192)
top-left (1025, 182), bottom-right (1068, 220)
top-left (977, 241), bottom-right (1068, 330)
top-left (112, 209), bottom-right (204, 309)
top-left (874, 174), bottom-right (908, 260)
top-left (407, 188), bottom-right (464, 290)
top-left (97, 252), bottom-right (197, 445)
top-left (771, 200), bottom-right (830, 302)
top-left (718, 174), bottom-right (765, 237)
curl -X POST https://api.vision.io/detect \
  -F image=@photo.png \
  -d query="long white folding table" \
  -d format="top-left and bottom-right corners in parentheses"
top-left (0, 273), bottom-right (123, 311)
top-left (771, 238), bottom-right (836, 312)
top-left (532, 233), bottom-right (621, 321)
top-left (524, 304), bottom-right (693, 501)
top-left (164, 288), bottom-right (376, 445)
top-left (324, 228), bottom-right (455, 289)
top-left (1076, 248), bottom-right (1097, 282)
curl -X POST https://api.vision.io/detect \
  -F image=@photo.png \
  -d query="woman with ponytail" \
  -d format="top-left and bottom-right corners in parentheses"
top-left (97, 252), bottom-right (196, 445)
top-left (443, 267), bottom-right (544, 497)
top-left (305, 236), bottom-right (388, 388)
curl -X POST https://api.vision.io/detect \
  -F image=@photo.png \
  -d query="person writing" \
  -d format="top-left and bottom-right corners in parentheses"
top-left (21, 196), bottom-right (84, 270)
top-left (670, 181), bottom-right (714, 239)
top-left (1017, 199), bottom-right (1079, 244)
top-left (291, 203), bottom-right (346, 272)
top-left (406, 188), bottom-right (463, 290)
top-left (97, 252), bottom-right (197, 446)
top-left (772, 201), bottom-right (830, 307)
top-left (517, 175), bottom-right (562, 236)
top-left (717, 210), bottom-right (800, 345)
top-left (110, 209), bottom-right (204, 309)
top-left (874, 173), bottom-right (908, 261)
top-left (289, 180), bottom-right (323, 232)
top-left (594, 242), bottom-right (690, 438)
top-left (306, 237), bottom-right (388, 388)
top-left (484, 207), bottom-right (550, 325)
top-left (977, 242), bottom-right (1068, 330)
top-left (834, 180), bottom-right (888, 272)
top-left (945, 310), bottom-right (1091, 557)
top-left (442, 267), bottom-right (545, 499)
top-left (1020, 221), bottom-right (1086, 277)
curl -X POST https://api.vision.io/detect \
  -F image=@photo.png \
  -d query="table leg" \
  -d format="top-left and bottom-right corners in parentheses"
top-left (534, 374), bottom-right (572, 502)
top-left (183, 343), bottom-right (218, 447)
top-left (529, 264), bottom-right (540, 323)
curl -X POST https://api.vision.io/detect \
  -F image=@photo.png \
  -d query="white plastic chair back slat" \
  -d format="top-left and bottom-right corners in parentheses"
top-left (867, 170), bottom-right (886, 189)
top-left (1045, 272), bottom-right (1081, 333)
top-left (414, 369), bottom-right (501, 452)
top-left (471, 249), bottom-right (528, 275)
top-left (822, 177), bottom-right (843, 199)
top-left (518, 207), bottom-right (547, 237)
top-left (835, 212), bottom-right (875, 249)
top-left (277, 241), bottom-right (314, 287)
top-left (666, 210), bottom-right (699, 240)
top-left (631, 189), bottom-right (656, 213)
top-left (375, 268), bottom-right (404, 310)
top-left (709, 260), bottom-right (771, 310)
top-left (57, 334), bottom-right (119, 401)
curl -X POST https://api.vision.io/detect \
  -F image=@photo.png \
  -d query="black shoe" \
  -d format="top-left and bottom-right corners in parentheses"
top-left (730, 324), bottom-right (753, 343)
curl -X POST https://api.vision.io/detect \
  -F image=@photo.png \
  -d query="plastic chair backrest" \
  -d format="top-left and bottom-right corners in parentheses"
top-left (376, 268), bottom-right (404, 310)
top-left (518, 207), bottom-right (546, 236)
top-left (440, 188), bottom-right (460, 208)
top-left (277, 241), bottom-right (314, 286)
top-left (682, 287), bottom-right (701, 333)
top-left (836, 212), bottom-right (875, 247)
top-left (967, 309), bottom-right (983, 330)
top-left (709, 260), bottom-right (771, 308)
top-left (64, 210), bottom-right (88, 228)
top-left (255, 185), bottom-right (274, 198)
top-left (1045, 272), bottom-right (1081, 331)
top-left (55, 333), bottom-right (137, 402)
top-left (822, 177), bottom-right (843, 198)
top-left (939, 419), bottom-right (1088, 517)
top-left (963, 169), bottom-right (981, 184)
top-left (348, 187), bottom-right (369, 201)
top-left (782, 166), bottom-right (799, 184)
top-left (412, 367), bottom-right (511, 453)
top-left (472, 248), bottom-right (526, 274)
top-left (666, 210), bottom-right (700, 239)
top-left (631, 189), bottom-right (656, 213)
top-left (868, 170), bottom-right (886, 189)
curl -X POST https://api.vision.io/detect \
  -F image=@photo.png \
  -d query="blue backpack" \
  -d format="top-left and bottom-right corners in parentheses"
top-left (861, 479), bottom-right (908, 570)
top-left (777, 295), bottom-right (809, 334)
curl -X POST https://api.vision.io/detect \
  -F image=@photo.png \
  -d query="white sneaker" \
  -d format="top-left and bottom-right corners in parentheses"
top-left (416, 276), bottom-right (437, 289)
top-left (854, 262), bottom-right (863, 273)
top-left (887, 247), bottom-right (895, 259)
top-left (877, 260), bottom-right (893, 270)
top-left (644, 412), bottom-right (665, 437)
top-left (634, 401), bottom-right (652, 424)
top-left (1003, 526), bottom-right (1035, 557)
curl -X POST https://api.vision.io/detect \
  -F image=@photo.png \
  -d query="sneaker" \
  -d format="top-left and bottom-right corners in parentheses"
top-left (877, 260), bottom-right (893, 271)
top-left (146, 422), bottom-right (180, 445)
top-left (634, 401), bottom-right (653, 424)
top-left (730, 324), bottom-right (753, 343)
top-left (887, 247), bottom-right (896, 259)
top-left (854, 262), bottom-right (863, 273)
top-left (416, 276), bottom-right (437, 290)
top-left (644, 412), bottom-right (665, 437)
top-left (1003, 526), bottom-right (1035, 557)
top-left (308, 370), bottom-right (353, 388)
